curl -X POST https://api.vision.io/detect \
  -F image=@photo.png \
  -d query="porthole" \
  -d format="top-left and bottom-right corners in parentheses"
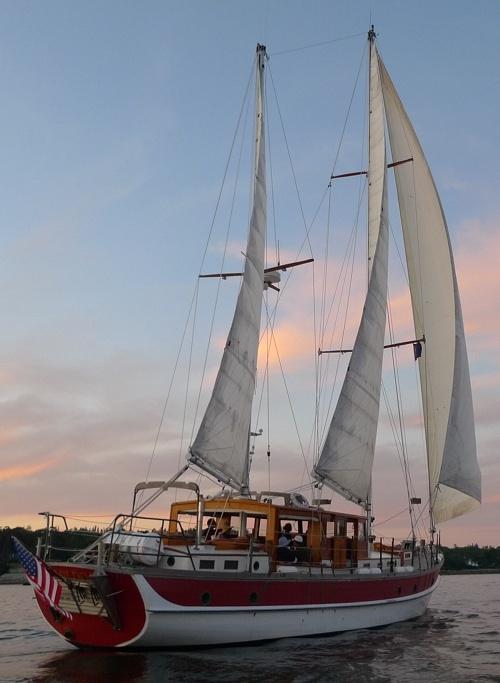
top-left (167, 556), bottom-right (175, 567)
top-left (250, 592), bottom-right (258, 604)
top-left (201, 592), bottom-right (211, 605)
top-left (253, 561), bottom-right (260, 571)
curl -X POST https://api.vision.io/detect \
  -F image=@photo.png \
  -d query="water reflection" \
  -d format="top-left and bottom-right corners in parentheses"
top-left (32, 650), bottom-right (147, 683)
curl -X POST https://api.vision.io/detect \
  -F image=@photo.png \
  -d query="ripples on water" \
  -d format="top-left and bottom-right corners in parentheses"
top-left (1, 576), bottom-right (500, 683)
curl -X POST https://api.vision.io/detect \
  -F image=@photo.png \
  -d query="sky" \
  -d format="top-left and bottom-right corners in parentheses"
top-left (1, 0), bottom-right (499, 547)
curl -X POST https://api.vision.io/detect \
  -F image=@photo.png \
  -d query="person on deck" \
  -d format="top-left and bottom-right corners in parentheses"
top-left (202, 518), bottom-right (217, 540)
top-left (277, 523), bottom-right (296, 563)
top-left (217, 516), bottom-right (234, 539)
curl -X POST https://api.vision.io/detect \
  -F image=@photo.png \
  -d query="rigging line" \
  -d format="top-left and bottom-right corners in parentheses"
top-left (62, 516), bottom-right (111, 526)
top-left (196, 55), bottom-right (255, 279)
top-left (319, 185), bottom-right (333, 347)
top-left (266, 288), bottom-right (271, 479)
top-left (267, 63), bottom-right (318, 382)
top-left (268, 63), bottom-right (311, 246)
top-left (314, 184), bottom-right (333, 464)
top-left (269, 32), bottom-right (365, 57)
top-left (311, 45), bottom-right (368, 454)
top-left (177, 276), bottom-right (199, 475)
top-left (387, 287), bottom-right (415, 535)
top-left (140, 279), bottom-right (200, 498)
top-left (380, 378), bottom-right (421, 537)
top-left (292, 39), bottom-right (366, 331)
top-left (371, 507), bottom-right (408, 528)
top-left (250, 289), bottom-right (271, 469)
top-left (263, 185), bottom-right (328, 327)
top-left (266, 63), bottom-right (321, 475)
top-left (262, 296), bottom-right (311, 487)
top-left (190, 60), bottom-right (254, 443)
top-left (317, 180), bottom-right (367, 449)
top-left (313, 220), bottom-right (358, 458)
top-left (144, 55), bottom-right (255, 494)
top-left (265, 77), bottom-right (279, 265)
top-left (381, 369), bottom-right (419, 508)
top-left (311, 218), bottom-right (357, 461)
top-left (329, 43), bottom-right (367, 180)
top-left (318, 177), bottom-right (367, 356)
top-left (398, 121), bottom-right (436, 525)
top-left (380, 378), bottom-right (420, 531)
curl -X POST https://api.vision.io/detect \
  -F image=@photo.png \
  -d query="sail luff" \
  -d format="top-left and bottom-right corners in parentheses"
top-left (313, 36), bottom-right (389, 506)
top-left (189, 45), bottom-right (267, 491)
top-left (368, 34), bottom-right (385, 278)
top-left (378, 51), bottom-right (480, 524)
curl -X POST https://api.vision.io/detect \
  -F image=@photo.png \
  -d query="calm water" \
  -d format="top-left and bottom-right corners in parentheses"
top-left (1, 575), bottom-right (500, 683)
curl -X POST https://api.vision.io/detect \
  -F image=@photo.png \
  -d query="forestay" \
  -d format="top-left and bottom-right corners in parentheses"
top-left (378, 51), bottom-right (481, 523)
top-left (189, 46), bottom-right (267, 491)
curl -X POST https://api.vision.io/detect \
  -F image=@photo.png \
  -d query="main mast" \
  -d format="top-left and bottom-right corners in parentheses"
top-left (366, 24), bottom-right (375, 544)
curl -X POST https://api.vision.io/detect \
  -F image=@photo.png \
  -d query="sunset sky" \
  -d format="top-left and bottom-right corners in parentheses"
top-left (1, 1), bottom-right (499, 547)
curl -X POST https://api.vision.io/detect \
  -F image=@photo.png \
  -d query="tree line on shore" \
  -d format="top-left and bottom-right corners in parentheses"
top-left (0, 526), bottom-right (101, 573)
top-left (1, 527), bottom-right (499, 573)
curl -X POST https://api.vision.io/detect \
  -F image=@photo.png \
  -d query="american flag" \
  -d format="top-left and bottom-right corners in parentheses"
top-left (12, 537), bottom-right (72, 620)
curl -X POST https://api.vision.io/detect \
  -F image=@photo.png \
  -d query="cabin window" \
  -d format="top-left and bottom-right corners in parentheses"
top-left (224, 560), bottom-right (239, 570)
top-left (346, 522), bottom-right (356, 538)
top-left (199, 560), bottom-right (215, 570)
top-left (326, 521), bottom-right (335, 539)
top-left (252, 516), bottom-right (267, 542)
top-left (176, 512), bottom-right (197, 536)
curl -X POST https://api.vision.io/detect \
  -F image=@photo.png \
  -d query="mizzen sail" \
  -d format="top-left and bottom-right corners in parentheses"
top-left (314, 36), bottom-right (389, 506)
top-left (378, 52), bottom-right (481, 524)
top-left (189, 45), bottom-right (267, 491)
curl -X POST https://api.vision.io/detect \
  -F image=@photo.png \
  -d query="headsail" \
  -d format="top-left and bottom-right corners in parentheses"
top-left (189, 45), bottom-right (267, 491)
top-left (378, 51), bottom-right (481, 524)
top-left (313, 34), bottom-right (389, 506)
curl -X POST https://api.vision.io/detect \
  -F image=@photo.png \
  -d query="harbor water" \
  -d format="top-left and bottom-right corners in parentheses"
top-left (1, 574), bottom-right (499, 682)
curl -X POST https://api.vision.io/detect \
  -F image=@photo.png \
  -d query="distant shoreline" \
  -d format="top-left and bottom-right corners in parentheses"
top-left (440, 569), bottom-right (500, 575)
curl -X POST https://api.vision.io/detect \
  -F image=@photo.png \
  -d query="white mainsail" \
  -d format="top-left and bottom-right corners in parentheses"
top-left (313, 36), bottom-right (389, 506)
top-left (189, 45), bottom-right (267, 491)
top-left (378, 51), bottom-right (481, 524)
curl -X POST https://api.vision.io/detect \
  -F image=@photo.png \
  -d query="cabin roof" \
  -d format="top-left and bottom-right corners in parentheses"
top-left (170, 497), bottom-right (366, 522)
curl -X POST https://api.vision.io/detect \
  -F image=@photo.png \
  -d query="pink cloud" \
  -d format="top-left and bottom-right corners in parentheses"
top-left (455, 216), bottom-right (500, 352)
top-left (0, 457), bottom-right (58, 482)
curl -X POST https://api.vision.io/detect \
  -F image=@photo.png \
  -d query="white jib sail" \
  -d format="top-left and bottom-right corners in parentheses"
top-left (189, 46), bottom-right (267, 491)
top-left (378, 52), bottom-right (481, 524)
top-left (314, 41), bottom-right (389, 506)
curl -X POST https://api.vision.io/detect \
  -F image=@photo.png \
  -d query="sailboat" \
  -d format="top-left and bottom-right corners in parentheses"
top-left (21, 29), bottom-right (480, 648)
